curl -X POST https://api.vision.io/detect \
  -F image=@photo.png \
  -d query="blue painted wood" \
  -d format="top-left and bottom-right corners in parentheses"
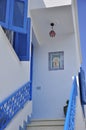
top-left (0, 0), bottom-right (28, 33)
top-left (0, 82), bottom-right (31, 130)
top-left (0, 0), bottom-right (10, 28)
top-left (29, 44), bottom-right (33, 100)
top-left (64, 77), bottom-right (78, 130)
top-left (79, 67), bottom-right (86, 104)
top-left (30, 44), bottom-right (33, 82)
top-left (9, 0), bottom-right (28, 33)
top-left (13, 18), bottom-right (31, 61)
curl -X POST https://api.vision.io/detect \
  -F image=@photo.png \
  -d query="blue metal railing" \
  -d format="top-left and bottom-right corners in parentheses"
top-left (0, 82), bottom-right (31, 130)
top-left (64, 77), bottom-right (78, 130)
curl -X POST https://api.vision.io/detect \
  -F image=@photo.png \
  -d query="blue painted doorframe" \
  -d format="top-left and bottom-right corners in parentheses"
top-left (30, 44), bottom-right (33, 100)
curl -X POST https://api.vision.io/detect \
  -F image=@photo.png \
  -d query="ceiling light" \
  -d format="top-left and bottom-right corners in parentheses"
top-left (49, 23), bottom-right (56, 38)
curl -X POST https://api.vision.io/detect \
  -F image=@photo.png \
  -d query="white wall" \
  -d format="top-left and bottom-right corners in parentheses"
top-left (0, 27), bottom-right (30, 101)
top-left (29, 0), bottom-right (71, 10)
top-left (72, 0), bottom-right (82, 71)
top-left (0, 27), bottom-right (32, 130)
top-left (32, 33), bottom-right (78, 119)
top-left (5, 101), bottom-right (32, 130)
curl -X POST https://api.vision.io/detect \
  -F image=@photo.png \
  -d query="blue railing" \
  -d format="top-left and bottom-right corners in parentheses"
top-left (0, 82), bottom-right (31, 130)
top-left (64, 77), bottom-right (78, 130)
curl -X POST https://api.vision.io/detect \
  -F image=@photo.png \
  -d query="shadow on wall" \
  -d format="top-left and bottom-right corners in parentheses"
top-left (30, 0), bottom-right (71, 9)
top-left (30, 0), bottom-right (46, 9)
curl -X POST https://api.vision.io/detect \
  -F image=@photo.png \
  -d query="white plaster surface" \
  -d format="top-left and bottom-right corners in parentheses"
top-left (32, 33), bottom-right (78, 119)
top-left (5, 101), bottom-right (32, 130)
top-left (0, 27), bottom-right (30, 101)
top-left (0, 27), bottom-right (32, 130)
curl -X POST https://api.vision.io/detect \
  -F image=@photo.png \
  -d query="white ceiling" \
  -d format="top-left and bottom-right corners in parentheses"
top-left (29, 0), bottom-right (71, 10)
top-left (30, 5), bottom-right (74, 44)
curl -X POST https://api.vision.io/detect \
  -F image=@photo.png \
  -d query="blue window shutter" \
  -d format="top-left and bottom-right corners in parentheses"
top-left (79, 67), bottom-right (86, 105)
top-left (13, 18), bottom-right (31, 61)
top-left (9, 0), bottom-right (28, 33)
top-left (0, 0), bottom-right (10, 28)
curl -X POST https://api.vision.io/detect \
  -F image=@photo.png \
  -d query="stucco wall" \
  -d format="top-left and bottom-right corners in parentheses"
top-left (32, 33), bottom-right (78, 119)
top-left (0, 27), bottom-right (30, 101)
top-left (6, 101), bottom-right (32, 130)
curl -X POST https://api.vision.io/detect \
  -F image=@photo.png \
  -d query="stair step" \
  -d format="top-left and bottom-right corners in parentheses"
top-left (27, 119), bottom-right (64, 130)
top-left (27, 119), bottom-right (64, 127)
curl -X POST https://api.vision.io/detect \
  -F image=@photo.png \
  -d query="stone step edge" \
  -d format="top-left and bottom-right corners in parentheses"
top-left (27, 119), bottom-right (65, 127)
top-left (30, 119), bottom-right (65, 122)
top-left (27, 124), bottom-right (64, 127)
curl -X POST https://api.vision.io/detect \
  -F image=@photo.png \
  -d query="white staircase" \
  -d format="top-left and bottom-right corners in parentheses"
top-left (27, 119), bottom-right (64, 130)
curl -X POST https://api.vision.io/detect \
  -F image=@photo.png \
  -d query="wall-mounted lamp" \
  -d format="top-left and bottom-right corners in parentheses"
top-left (49, 23), bottom-right (56, 38)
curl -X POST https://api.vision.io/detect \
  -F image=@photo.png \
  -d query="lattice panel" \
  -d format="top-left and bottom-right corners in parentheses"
top-left (67, 81), bottom-right (77, 130)
top-left (0, 82), bottom-right (31, 129)
top-left (64, 77), bottom-right (78, 130)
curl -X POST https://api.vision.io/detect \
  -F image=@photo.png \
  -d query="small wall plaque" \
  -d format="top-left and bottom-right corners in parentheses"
top-left (48, 51), bottom-right (64, 71)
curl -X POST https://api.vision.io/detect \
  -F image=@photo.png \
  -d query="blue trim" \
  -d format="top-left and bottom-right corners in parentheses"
top-left (27, 18), bottom-right (31, 60)
top-left (9, 0), bottom-right (14, 28)
top-left (30, 44), bottom-right (33, 100)
top-left (0, 0), bottom-right (10, 29)
top-left (78, 67), bottom-right (86, 117)
top-left (0, 0), bottom-right (28, 33)
top-left (13, 18), bottom-right (31, 61)
top-left (24, 0), bottom-right (28, 32)
top-left (30, 44), bottom-right (33, 82)
top-left (79, 67), bottom-right (86, 105)
top-left (13, 33), bottom-right (19, 55)
top-left (9, 0), bottom-right (28, 33)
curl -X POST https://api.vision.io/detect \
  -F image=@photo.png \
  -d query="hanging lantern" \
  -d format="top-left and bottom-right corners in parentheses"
top-left (49, 23), bottom-right (56, 37)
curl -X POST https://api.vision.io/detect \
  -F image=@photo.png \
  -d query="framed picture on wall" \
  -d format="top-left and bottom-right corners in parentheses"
top-left (48, 51), bottom-right (64, 71)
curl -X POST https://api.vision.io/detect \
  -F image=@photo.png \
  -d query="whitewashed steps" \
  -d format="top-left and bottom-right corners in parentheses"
top-left (27, 119), bottom-right (64, 130)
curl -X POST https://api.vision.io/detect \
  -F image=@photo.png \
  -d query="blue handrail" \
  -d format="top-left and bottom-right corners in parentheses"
top-left (0, 82), bottom-right (31, 130)
top-left (64, 77), bottom-right (78, 130)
